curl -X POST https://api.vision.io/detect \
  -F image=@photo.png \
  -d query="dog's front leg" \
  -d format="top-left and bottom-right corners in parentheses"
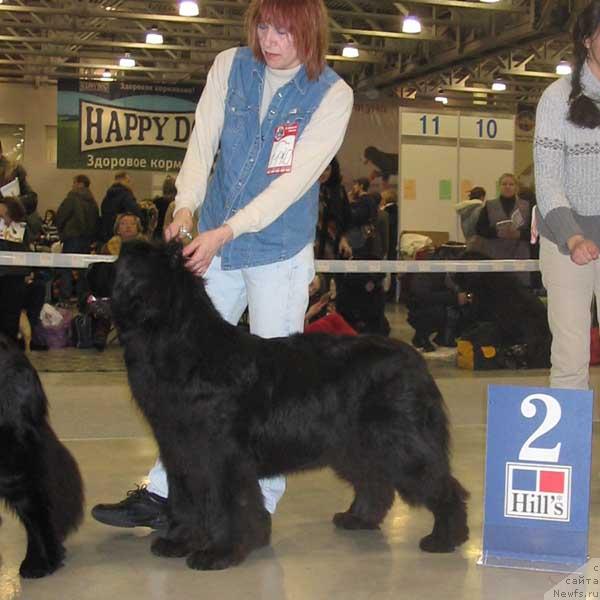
top-left (186, 457), bottom-right (268, 571)
top-left (151, 471), bottom-right (207, 559)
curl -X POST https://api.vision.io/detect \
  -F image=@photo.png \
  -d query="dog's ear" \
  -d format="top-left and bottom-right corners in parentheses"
top-left (164, 240), bottom-right (185, 270)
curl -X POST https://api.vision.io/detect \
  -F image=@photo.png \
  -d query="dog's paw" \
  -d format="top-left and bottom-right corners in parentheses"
top-left (332, 512), bottom-right (379, 530)
top-left (151, 536), bottom-right (190, 558)
top-left (19, 555), bottom-right (62, 579)
top-left (186, 547), bottom-right (243, 571)
top-left (418, 533), bottom-right (456, 553)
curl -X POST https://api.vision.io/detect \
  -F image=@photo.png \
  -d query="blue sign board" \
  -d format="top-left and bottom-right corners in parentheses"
top-left (479, 385), bottom-right (593, 573)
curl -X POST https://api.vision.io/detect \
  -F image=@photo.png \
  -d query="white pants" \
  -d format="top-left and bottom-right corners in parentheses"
top-left (540, 236), bottom-right (600, 390)
top-left (146, 244), bottom-right (315, 513)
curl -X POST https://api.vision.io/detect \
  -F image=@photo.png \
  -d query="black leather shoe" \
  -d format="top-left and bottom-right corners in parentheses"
top-left (91, 485), bottom-right (168, 529)
top-left (412, 334), bottom-right (435, 352)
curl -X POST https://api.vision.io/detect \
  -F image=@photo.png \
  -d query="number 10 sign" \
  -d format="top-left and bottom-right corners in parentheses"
top-left (479, 385), bottom-right (593, 573)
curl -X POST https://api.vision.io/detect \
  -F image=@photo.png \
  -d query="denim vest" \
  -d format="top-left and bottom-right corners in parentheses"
top-left (201, 47), bottom-right (340, 269)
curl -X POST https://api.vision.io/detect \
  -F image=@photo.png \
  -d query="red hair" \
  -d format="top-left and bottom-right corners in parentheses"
top-left (245, 0), bottom-right (329, 81)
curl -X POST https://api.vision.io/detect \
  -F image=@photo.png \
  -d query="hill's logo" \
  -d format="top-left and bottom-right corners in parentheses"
top-left (504, 462), bottom-right (571, 522)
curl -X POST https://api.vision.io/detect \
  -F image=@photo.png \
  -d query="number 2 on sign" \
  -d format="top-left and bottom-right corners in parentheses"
top-left (518, 393), bottom-right (562, 463)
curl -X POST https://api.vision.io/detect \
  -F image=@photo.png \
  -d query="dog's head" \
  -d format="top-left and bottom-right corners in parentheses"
top-left (111, 239), bottom-right (201, 332)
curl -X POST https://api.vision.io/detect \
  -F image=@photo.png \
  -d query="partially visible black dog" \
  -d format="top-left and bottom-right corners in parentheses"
top-left (456, 251), bottom-right (551, 368)
top-left (108, 239), bottom-right (469, 571)
top-left (0, 335), bottom-right (84, 577)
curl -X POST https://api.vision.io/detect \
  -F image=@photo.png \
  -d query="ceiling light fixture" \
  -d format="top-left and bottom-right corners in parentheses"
top-left (434, 95), bottom-right (448, 105)
top-left (402, 15), bottom-right (422, 34)
top-left (556, 60), bottom-right (572, 75)
top-left (179, 1), bottom-right (199, 17)
top-left (342, 42), bottom-right (359, 58)
top-left (491, 79), bottom-right (507, 91)
top-left (145, 26), bottom-right (164, 45)
top-left (119, 53), bottom-right (135, 68)
top-left (480, 0), bottom-right (501, 3)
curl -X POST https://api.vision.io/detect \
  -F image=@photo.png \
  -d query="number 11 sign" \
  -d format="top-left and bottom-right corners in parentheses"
top-left (479, 385), bottom-right (593, 573)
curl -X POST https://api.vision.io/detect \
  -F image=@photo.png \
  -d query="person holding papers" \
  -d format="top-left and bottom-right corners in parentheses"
top-left (474, 172), bottom-right (533, 286)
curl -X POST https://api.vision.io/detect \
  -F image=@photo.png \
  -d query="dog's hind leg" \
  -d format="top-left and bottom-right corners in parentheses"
top-left (395, 468), bottom-right (469, 553)
top-left (1, 432), bottom-right (64, 578)
top-left (332, 470), bottom-right (396, 530)
top-left (11, 492), bottom-right (64, 578)
top-left (418, 475), bottom-right (469, 553)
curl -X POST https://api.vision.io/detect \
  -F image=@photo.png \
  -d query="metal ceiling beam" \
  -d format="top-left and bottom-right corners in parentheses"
top-left (394, 0), bottom-right (528, 12)
top-left (0, 58), bottom-right (206, 74)
top-left (0, 21), bottom-right (445, 43)
top-left (500, 69), bottom-right (559, 78)
top-left (0, 34), bottom-right (217, 53)
top-left (0, 5), bottom-right (241, 26)
top-left (0, 69), bottom-right (205, 84)
top-left (0, 5), bottom-right (457, 41)
top-left (358, 22), bottom-right (556, 90)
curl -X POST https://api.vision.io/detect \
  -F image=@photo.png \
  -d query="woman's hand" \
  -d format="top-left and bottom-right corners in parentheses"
top-left (164, 208), bottom-right (194, 242)
top-left (339, 236), bottom-right (353, 258)
top-left (568, 235), bottom-right (600, 266)
top-left (182, 225), bottom-right (233, 276)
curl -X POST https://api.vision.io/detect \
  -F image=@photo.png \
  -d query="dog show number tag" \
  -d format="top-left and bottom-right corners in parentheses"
top-left (267, 123), bottom-right (298, 175)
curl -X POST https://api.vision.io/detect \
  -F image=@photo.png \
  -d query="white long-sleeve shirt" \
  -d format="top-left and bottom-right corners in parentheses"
top-left (174, 47), bottom-right (354, 239)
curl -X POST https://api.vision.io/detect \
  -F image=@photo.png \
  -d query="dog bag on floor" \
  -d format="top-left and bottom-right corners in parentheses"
top-left (39, 306), bottom-right (73, 349)
top-left (72, 314), bottom-right (94, 349)
top-left (457, 322), bottom-right (504, 370)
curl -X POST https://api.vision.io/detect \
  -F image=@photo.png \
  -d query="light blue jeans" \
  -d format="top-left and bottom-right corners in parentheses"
top-left (147, 243), bottom-right (315, 513)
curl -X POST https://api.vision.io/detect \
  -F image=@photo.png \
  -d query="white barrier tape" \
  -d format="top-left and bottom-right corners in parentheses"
top-left (0, 252), bottom-right (117, 269)
top-left (0, 251), bottom-right (540, 273)
top-left (315, 259), bottom-right (540, 273)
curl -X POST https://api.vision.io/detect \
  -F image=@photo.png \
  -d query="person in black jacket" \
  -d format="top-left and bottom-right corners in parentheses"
top-left (99, 172), bottom-right (141, 243)
top-left (55, 175), bottom-right (100, 302)
top-left (336, 178), bottom-right (390, 336)
top-left (316, 157), bottom-right (349, 259)
top-left (0, 198), bottom-right (29, 341)
top-left (153, 176), bottom-right (177, 240)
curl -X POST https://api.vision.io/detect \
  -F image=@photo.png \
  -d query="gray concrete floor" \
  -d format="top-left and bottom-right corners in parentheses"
top-left (1, 305), bottom-right (599, 600)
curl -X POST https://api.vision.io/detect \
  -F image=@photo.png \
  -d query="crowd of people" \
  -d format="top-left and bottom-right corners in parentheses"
top-left (0, 156), bottom-right (179, 350)
top-left (0, 143), bottom-right (543, 357)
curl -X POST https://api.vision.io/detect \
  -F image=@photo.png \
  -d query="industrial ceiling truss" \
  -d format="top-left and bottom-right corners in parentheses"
top-left (0, 0), bottom-right (588, 109)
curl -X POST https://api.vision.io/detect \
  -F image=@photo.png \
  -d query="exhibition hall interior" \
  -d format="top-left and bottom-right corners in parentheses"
top-left (0, 1), bottom-right (598, 599)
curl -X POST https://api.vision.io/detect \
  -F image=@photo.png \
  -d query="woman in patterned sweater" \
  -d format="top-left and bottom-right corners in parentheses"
top-left (534, 1), bottom-right (600, 389)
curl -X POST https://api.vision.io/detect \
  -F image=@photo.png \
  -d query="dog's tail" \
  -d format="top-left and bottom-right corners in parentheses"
top-left (41, 423), bottom-right (85, 540)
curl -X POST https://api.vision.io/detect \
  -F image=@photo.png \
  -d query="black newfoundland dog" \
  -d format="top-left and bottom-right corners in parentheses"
top-left (109, 240), bottom-right (468, 570)
top-left (0, 335), bottom-right (84, 577)
top-left (456, 251), bottom-right (551, 368)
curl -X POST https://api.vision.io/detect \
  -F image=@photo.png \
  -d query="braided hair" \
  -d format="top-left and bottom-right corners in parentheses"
top-left (569, 1), bottom-right (600, 128)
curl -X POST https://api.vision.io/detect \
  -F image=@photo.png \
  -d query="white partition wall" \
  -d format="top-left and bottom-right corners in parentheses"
top-left (399, 108), bottom-right (515, 241)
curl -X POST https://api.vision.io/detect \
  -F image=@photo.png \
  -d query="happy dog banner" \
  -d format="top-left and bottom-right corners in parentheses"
top-left (57, 79), bottom-right (200, 171)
